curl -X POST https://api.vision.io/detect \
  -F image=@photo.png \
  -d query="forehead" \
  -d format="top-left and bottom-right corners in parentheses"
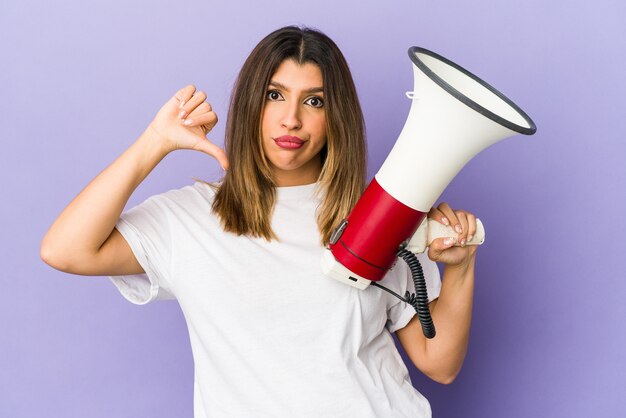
top-left (270, 59), bottom-right (323, 89)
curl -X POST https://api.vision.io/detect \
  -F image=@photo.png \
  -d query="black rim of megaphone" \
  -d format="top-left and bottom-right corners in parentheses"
top-left (408, 47), bottom-right (537, 135)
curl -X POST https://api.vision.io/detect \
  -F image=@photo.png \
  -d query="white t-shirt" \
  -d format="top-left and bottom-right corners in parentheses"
top-left (109, 181), bottom-right (441, 417)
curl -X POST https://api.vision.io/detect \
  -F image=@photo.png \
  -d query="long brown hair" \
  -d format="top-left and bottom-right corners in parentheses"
top-left (209, 26), bottom-right (366, 244)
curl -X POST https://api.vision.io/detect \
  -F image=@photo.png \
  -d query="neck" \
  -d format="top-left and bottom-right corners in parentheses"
top-left (271, 160), bottom-right (322, 187)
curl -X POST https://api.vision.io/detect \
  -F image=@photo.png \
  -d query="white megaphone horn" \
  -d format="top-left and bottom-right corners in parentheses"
top-left (323, 46), bottom-right (537, 292)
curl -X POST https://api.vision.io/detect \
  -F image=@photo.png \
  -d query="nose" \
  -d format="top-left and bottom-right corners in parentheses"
top-left (281, 102), bottom-right (302, 130)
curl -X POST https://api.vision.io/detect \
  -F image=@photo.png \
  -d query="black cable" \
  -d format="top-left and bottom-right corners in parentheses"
top-left (371, 248), bottom-right (436, 339)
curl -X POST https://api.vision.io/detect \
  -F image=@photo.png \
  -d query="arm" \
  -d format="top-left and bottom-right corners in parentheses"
top-left (40, 85), bottom-right (226, 276)
top-left (396, 202), bottom-right (477, 384)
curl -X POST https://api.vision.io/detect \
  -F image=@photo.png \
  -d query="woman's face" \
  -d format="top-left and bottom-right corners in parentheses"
top-left (260, 59), bottom-right (327, 187)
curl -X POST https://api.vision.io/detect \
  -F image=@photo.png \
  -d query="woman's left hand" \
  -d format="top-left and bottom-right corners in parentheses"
top-left (426, 202), bottom-right (478, 269)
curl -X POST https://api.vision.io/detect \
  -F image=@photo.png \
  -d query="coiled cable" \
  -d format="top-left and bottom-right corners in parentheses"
top-left (371, 248), bottom-right (436, 339)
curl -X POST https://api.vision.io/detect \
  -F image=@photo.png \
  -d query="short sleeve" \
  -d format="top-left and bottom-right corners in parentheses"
top-left (385, 252), bottom-right (441, 333)
top-left (108, 194), bottom-right (176, 305)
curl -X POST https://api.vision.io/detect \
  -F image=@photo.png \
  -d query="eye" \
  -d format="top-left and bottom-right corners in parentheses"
top-left (305, 96), bottom-right (324, 108)
top-left (266, 90), bottom-right (283, 101)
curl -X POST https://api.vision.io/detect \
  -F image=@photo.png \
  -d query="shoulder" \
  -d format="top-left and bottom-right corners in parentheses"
top-left (124, 181), bottom-right (217, 222)
top-left (150, 180), bottom-right (217, 206)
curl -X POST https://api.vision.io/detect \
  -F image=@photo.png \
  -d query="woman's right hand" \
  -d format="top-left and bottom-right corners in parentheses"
top-left (149, 84), bottom-right (229, 170)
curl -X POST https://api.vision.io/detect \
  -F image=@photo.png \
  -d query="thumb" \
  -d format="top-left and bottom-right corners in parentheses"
top-left (193, 136), bottom-right (229, 170)
top-left (427, 236), bottom-right (456, 261)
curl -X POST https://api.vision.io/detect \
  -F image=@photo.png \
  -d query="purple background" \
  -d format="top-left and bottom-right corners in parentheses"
top-left (2, 0), bottom-right (625, 417)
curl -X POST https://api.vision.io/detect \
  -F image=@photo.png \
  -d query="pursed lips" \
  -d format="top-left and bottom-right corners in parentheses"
top-left (273, 135), bottom-right (305, 149)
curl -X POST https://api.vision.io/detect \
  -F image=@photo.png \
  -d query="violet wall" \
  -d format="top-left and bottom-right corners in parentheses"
top-left (2, 0), bottom-right (625, 416)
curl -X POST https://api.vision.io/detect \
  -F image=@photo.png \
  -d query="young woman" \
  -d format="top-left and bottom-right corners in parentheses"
top-left (41, 26), bottom-right (478, 417)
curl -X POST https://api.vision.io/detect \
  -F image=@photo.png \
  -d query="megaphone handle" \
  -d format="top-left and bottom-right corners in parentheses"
top-left (427, 218), bottom-right (485, 246)
top-left (406, 218), bottom-right (486, 254)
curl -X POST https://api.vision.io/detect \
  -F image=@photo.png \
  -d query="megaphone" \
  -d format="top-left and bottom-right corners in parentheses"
top-left (322, 46), bottom-right (536, 336)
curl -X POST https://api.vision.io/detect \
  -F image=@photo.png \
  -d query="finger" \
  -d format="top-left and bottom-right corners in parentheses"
top-left (181, 111), bottom-right (219, 132)
top-left (186, 102), bottom-right (213, 123)
top-left (175, 84), bottom-right (197, 109)
top-left (437, 202), bottom-right (461, 234)
top-left (188, 102), bottom-right (212, 117)
top-left (427, 206), bottom-right (451, 227)
top-left (466, 212), bottom-right (477, 242)
top-left (455, 211), bottom-right (469, 246)
top-left (166, 87), bottom-right (190, 108)
top-left (179, 91), bottom-right (208, 119)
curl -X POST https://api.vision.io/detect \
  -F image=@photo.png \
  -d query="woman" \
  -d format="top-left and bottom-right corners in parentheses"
top-left (41, 26), bottom-right (477, 417)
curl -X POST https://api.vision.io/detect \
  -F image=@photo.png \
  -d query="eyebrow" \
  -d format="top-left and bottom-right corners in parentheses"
top-left (269, 81), bottom-right (324, 94)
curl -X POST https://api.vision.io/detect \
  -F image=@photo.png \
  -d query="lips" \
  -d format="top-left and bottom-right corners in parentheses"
top-left (273, 135), bottom-right (305, 149)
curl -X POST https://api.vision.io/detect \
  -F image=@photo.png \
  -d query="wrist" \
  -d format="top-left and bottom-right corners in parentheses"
top-left (444, 252), bottom-right (476, 275)
top-left (142, 124), bottom-right (174, 157)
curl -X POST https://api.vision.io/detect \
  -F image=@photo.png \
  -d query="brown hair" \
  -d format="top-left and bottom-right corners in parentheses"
top-left (209, 26), bottom-right (366, 244)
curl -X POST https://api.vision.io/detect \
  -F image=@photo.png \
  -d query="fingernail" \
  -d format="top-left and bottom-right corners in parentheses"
top-left (441, 217), bottom-right (449, 226)
top-left (178, 110), bottom-right (186, 119)
top-left (467, 234), bottom-right (473, 242)
top-left (179, 100), bottom-right (186, 109)
top-left (455, 224), bottom-right (462, 234)
top-left (444, 237), bottom-right (454, 246)
top-left (460, 238), bottom-right (466, 246)
top-left (182, 119), bottom-right (193, 126)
